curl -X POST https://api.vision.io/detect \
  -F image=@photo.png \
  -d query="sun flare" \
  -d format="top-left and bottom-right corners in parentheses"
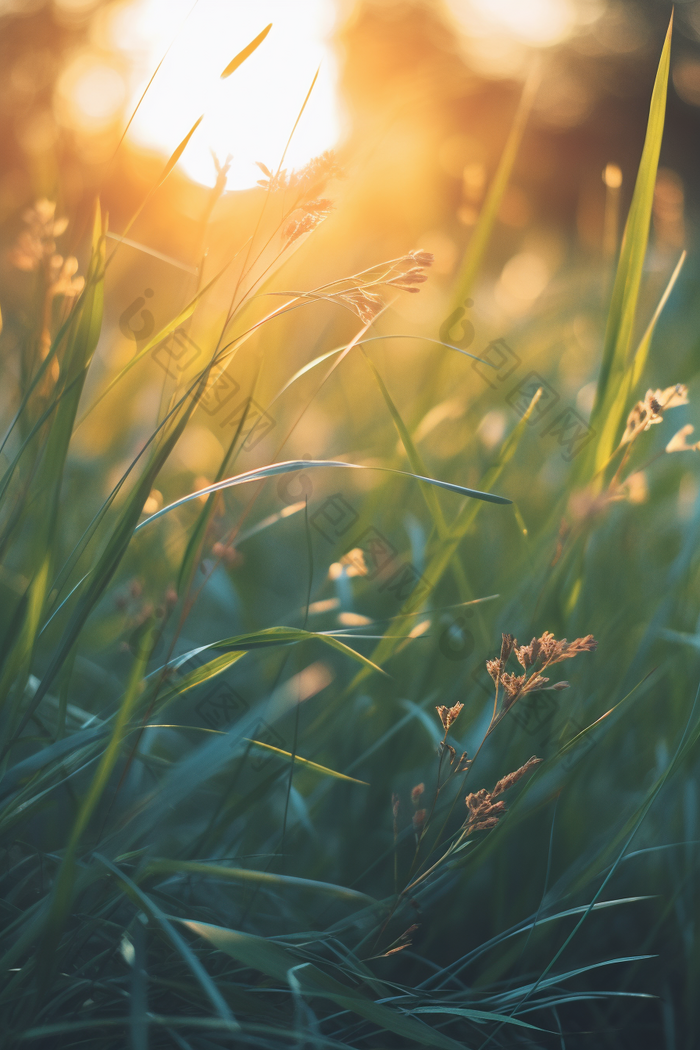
top-left (103, 0), bottom-right (342, 189)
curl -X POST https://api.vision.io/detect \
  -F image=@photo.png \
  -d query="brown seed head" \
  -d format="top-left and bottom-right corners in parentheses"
top-left (516, 630), bottom-right (596, 669)
top-left (464, 789), bottom-right (506, 833)
top-left (436, 701), bottom-right (464, 731)
top-left (472, 816), bottom-right (500, 831)
top-left (500, 633), bottom-right (516, 663)
top-left (411, 783), bottom-right (425, 804)
top-left (486, 658), bottom-right (502, 683)
top-left (492, 756), bottom-right (543, 797)
top-left (500, 672), bottom-right (527, 701)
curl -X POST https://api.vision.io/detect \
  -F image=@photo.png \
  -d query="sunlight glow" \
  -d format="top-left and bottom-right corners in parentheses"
top-left (466, 0), bottom-right (579, 46)
top-left (104, 0), bottom-right (341, 189)
top-left (447, 0), bottom-right (603, 74)
top-left (55, 52), bottom-right (126, 129)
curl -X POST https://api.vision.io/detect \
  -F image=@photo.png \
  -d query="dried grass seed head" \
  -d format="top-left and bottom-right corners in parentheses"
top-left (435, 701), bottom-right (463, 731)
top-left (404, 249), bottom-right (434, 267)
top-left (516, 630), bottom-right (596, 669)
top-left (486, 658), bottom-right (502, 683)
top-left (500, 632), bottom-right (516, 662)
top-left (257, 149), bottom-right (342, 195)
top-left (622, 383), bottom-right (689, 444)
top-left (666, 424), bottom-right (700, 453)
top-left (492, 756), bottom-right (542, 797)
top-left (338, 288), bottom-right (384, 324)
top-left (10, 198), bottom-right (70, 273)
top-left (47, 254), bottom-right (84, 299)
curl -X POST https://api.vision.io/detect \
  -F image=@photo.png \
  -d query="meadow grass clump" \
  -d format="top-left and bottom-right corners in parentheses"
top-left (0, 13), bottom-right (699, 1050)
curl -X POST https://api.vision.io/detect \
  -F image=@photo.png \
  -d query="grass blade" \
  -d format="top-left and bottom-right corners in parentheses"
top-left (588, 14), bottom-right (673, 472)
top-left (136, 458), bottom-right (511, 534)
top-left (181, 920), bottom-right (464, 1050)
top-left (144, 859), bottom-right (375, 903)
top-left (220, 24), bottom-right (272, 78)
top-left (451, 62), bottom-right (540, 306)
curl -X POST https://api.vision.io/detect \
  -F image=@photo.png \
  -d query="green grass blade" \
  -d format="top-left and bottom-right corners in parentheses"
top-left (95, 855), bottom-right (238, 1026)
top-left (76, 261), bottom-right (229, 428)
top-left (451, 63), bottom-right (539, 306)
top-left (181, 920), bottom-right (465, 1050)
top-left (136, 458), bottom-right (511, 535)
top-left (353, 389), bottom-right (542, 680)
top-left (243, 738), bottom-right (369, 785)
top-left (360, 349), bottom-right (448, 538)
top-left (411, 1007), bottom-right (542, 1031)
top-left (588, 14), bottom-right (673, 471)
top-left (144, 859), bottom-right (375, 902)
top-left (35, 623), bottom-right (156, 990)
top-left (182, 625), bottom-right (389, 679)
top-left (630, 248), bottom-right (685, 390)
top-left (15, 375), bottom-right (206, 734)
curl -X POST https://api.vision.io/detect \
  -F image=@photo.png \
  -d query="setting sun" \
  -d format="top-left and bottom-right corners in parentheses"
top-left (105, 0), bottom-right (342, 189)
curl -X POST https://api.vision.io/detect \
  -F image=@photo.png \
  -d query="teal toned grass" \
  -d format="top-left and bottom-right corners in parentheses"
top-left (1, 14), bottom-right (700, 1049)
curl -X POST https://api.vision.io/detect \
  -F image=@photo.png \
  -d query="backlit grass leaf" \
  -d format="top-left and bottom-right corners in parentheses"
top-left (220, 24), bottom-right (272, 78)
top-left (135, 458), bottom-right (511, 535)
top-left (588, 14), bottom-right (673, 473)
top-left (451, 63), bottom-right (539, 307)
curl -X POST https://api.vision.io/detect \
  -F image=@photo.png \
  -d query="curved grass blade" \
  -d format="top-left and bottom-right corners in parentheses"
top-left (181, 920), bottom-right (464, 1050)
top-left (177, 625), bottom-right (389, 679)
top-left (411, 1007), bottom-right (542, 1031)
top-left (0, 725), bottom-right (108, 802)
top-left (76, 260), bottom-right (228, 428)
top-left (272, 335), bottom-right (495, 406)
top-left (135, 459), bottom-right (511, 534)
top-left (108, 116), bottom-right (203, 259)
top-left (95, 855), bottom-right (237, 1027)
top-left (423, 898), bottom-right (653, 990)
top-left (630, 248), bottom-right (685, 389)
top-left (144, 859), bottom-right (374, 903)
top-left (352, 389), bottom-right (541, 682)
top-left (243, 737), bottom-right (369, 784)
top-left (142, 727), bottom-right (368, 785)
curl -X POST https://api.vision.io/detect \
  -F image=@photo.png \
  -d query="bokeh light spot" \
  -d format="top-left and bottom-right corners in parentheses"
top-left (55, 53), bottom-right (126, 129)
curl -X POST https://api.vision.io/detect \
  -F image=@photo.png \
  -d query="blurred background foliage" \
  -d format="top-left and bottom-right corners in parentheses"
top-left (2, 0), bottom-right (700, 1047)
